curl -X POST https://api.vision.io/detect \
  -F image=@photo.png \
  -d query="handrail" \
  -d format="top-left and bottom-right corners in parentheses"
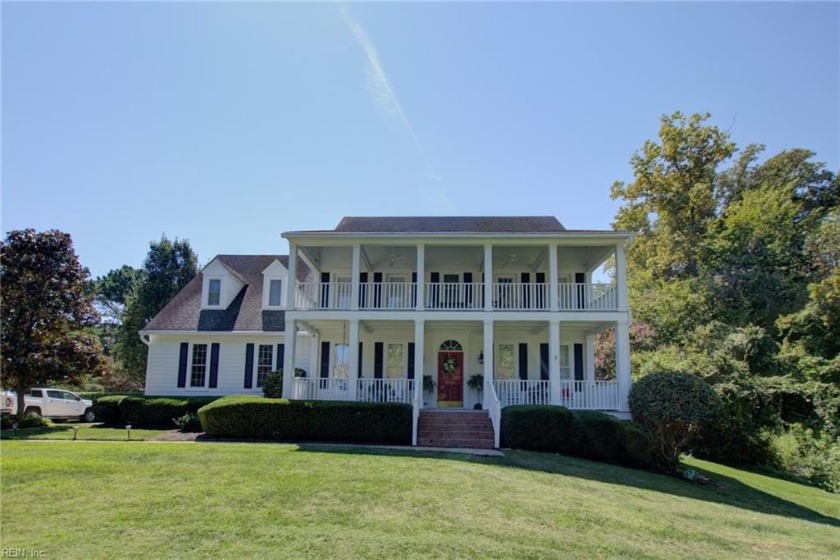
top-left (485, 378), bottom-right (501, 449)
top-left (412, 376), bottom-right (421, 446)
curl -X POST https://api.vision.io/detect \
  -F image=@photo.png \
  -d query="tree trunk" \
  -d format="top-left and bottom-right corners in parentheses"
top-left (15, 380), bottom-right (27, 422)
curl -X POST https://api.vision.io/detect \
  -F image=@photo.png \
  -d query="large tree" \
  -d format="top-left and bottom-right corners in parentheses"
top-left (118, 236), bottom-right (198, 385)
top-left (1, 229), bottom-right (106, 418)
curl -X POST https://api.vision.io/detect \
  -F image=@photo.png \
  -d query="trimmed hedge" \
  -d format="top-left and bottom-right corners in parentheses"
top-left (198, 396), bottom-right (412, 444)
top-left (95, 395), bottom-right (221, 427)
top-left (501, 405), bottom-right (655, 467)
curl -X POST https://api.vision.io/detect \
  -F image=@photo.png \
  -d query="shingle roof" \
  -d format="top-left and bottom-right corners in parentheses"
top-left (333, 216), bottom-right (566, 233)
top-left (143, 255), bottom-right (308, 333)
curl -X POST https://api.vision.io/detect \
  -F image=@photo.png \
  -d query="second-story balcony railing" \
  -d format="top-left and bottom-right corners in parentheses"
top-left (294, 282), bottom-right (619, 311)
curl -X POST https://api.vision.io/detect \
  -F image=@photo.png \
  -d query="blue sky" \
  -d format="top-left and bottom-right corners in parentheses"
top-left (2, 1), bottom-right (838, 279)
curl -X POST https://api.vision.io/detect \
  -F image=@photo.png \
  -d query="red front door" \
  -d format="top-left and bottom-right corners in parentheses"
top-left (437, 351), bottom-right (463, 407)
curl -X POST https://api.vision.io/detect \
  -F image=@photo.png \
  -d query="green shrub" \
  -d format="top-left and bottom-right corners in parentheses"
top-left (629, 372), bottom-right (722, 468)
top-left (501, 405), bottom-right (655, 467)
top-left (18, 413), bottom-right (53, 429)
top-left (183, 397), bottom-right (220, 414)
top-left (198, 396), bottom-right (411, 444)
top-left (173, 412), bottom-right (202, 433)
top-left (263, 371), bottom-right (283, 398)
top-left (141, 398), bottom-right (190, 426)
top-left (93, 395), bottom-right (128, 425)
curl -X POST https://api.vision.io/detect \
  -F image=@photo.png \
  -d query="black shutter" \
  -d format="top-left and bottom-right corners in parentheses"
top-left (177, 343), bottom-right (189, 388)
top-left (521, 272), bottom-right (531, 309)
top-left (407, 342), bottom-right (416, 380)
top-left (575, 272), bottom-right (585, 310)
top-left (243, 343), bottom-right (254, 389)
top-left (277, 344), bottom-right (285, 372)
top-left (359, 272), bottom-right (368, 308)
top-left (518, 343), bottom-right (528, 381)
top-left (373, 272), bottom-right (383, 308)
top-left (358, 342), bottom-right (363, 378)
top-left (374, 342), bottom-right (384, 379)
top-left (320, 341), bottom-right (330, 378)
top-left (320, 272), bottom-right (331, 308)
top-left (463, 272), bottom-right (473, 307)
top-left (430, 272), bottom-right (440, 308)
top-left (574, 343), bottom-right (584, 383)
top-left (411, 272), bottom-right (418, 307)
top-left (209, 343), bottom-right (220, 388)
top-left (539, 343), bottom-right (549, 381)
top-left (536, 272), bottom-right (546, 309)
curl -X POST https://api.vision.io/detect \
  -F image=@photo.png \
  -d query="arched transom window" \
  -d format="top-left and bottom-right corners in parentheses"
top-left (439, 339), bottom-right (463, 352)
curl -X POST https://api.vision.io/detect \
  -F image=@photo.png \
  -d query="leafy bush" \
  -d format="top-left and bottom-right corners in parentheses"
top-left (263, 371), bottom-right (283, 398)
top-left (173, 412), bottom-right (203, 433)
top-left (93, 395), bottom-right (128, 425)
top-left (501, 406), bottom-right (654, 467)
top-left (629, 372), bottom-right (721, 468)
top-left (198, 396), bottom-right (411, 444)
top-left (16, 413), bottom-right (53, 429)
top-left (772, 426), bottom-right (840, 493)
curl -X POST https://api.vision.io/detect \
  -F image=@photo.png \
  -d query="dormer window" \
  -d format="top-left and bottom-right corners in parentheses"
top-left (268, 279), bottom-right (283, 306)
top-left (208, 279), bottom-right (221, 306)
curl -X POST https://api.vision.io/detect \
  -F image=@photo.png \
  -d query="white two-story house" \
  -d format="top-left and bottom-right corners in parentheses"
top-left (142, 216), bottom-right (633, 446)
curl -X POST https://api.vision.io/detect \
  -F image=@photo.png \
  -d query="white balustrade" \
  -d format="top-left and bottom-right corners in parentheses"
top-left (492, 379), bottom-right (620, 410)
top-left (491, 283), bottom-right (549, 310)
top-left (423, 283), bottom-right (484, 310)
top-left (357, 378), bottom-right (414, 404)
top-left (485, 378), bottom-right (501, 448)
top-left (291, 377), bottom-right (352, 401)
top-left (557, 283), bottom-right (618, 311)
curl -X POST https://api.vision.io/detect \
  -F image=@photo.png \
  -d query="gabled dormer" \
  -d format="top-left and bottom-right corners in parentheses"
top-left (201, 258), bottom-right (246, 310)
top-left (261, 259), bottom-right (288, 309)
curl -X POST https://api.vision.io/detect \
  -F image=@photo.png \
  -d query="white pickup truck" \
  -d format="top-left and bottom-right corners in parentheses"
top-left (2, 388), bottom-right (95, 422)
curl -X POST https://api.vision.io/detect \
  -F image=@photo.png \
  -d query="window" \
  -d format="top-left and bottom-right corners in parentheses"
top-left (256, 344), bottom-right (274, 388)
top-left (386, 344), bottom-right (404, 379)
top-left (268, 279), bottom-right (283, 306)
top-left (190, 344), bottom-right (208, 387)
top-left (208, 279), bottom-right (221, 306)
top-left (47, 390), bottom-right (64, 399)
top-left (496, 344), bottom-right (515, 380)
top-left (333, 344), bottom-right (349, 379)
top-left (559, 346), bottom-right (571, 380)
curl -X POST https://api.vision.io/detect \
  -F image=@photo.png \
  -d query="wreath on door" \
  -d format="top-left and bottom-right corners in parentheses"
top-left (441, 356), bottom-right (457, 375)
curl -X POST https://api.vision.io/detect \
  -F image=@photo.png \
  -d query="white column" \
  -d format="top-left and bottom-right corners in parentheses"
top-left (348, 320), bottom-right (359, 400)
top-left (282, 319), bottom-right (297, 399)
top-left (483, 320), bottom-right (494, 381)
top-left (286, 242), bottom-right (298, 310)
top-left (415, 244), bottom-right (425, 311)
top-left (414, 319), bottom-right (425, 406)
top-left (615, 242), bottom-right (628, 311)
top-left (585, 334), bottom-right (596, 381)
top-left (616, 320), bottom-right (631, 412)
top-left (548, 320), bottom-right (561, 405)
top-left (548, 243), bottom-right (559, 311)
top-left (351, 244), bottom-right (361, 311)
top-left (484, 243), bottom-right (493, 311)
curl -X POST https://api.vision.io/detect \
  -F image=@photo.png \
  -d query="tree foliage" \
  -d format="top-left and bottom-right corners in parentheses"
top-left (0, 229), bottom-right (106, 418)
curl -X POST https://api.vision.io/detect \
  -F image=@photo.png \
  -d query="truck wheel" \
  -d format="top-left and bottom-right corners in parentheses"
top-left (82, 408), bottom-right (96, 423)
top-left (24, 407), bottom-right (41, 419)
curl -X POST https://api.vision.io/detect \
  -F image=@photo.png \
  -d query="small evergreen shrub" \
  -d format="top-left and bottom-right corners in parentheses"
top-left (18, 413), bottom-right (53, 429)
top-left (173, 412), bottom-right (203, 433)
top-left (263, 371), bottom-right (283, 398)
top-left (141, 398), bottom-right (190, 426)
top-left (629, 372), bottom-right (722, 468)
top-left (93, 395), bottom-right (128, 425)
top-left (575, 410), bottom-right (623, 461)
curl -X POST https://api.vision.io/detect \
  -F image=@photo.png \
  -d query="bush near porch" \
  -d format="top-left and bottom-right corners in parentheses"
top-left (199, 396), bottom-right (412, 444)
top-left (501, 405), bottom-right (655, 467)
top-left (93, 395), bottom-right (221, 427)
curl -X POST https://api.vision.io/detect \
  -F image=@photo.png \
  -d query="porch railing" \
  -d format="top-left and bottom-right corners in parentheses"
top-left (294, 281), bottom-right (618, 311)
top-left (357, 378), bottom-right (414, 404)
top-left (492, 379), bottom-right (620, 410)
top-left (485, 378), bottom-right (501, 448)
top-left (291, 377), bottom-right (352, 400)
top-left (292, 377), bottom-right (415, 404)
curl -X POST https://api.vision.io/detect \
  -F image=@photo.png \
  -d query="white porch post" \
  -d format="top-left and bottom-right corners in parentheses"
top-left (414, 319), bottom-right (425, 403)
top-left (548, 320), bottom-right (561, 405)
top-left (484, 244), bottom-right (493, 311)
top-left (348, 319), bottom-right (360, 400)
top-left (351, 244), bottom-right (361, 311)
top-left (616, 242), bottom-right (629, 312)
top-left (416, 244), bottom-right (425, 311)
top-left (584, 334), bottom-right (596, 381)
top-left (548, 243), bottom-right (559, 311)
top-left (616, 320), bottom-right (631, 412)
top-left (483, 320), bottom-right (494, 382)
top-left (282, 319), bottom-right (297, 399)
top-left (286, 242), bottom-right (298, 310)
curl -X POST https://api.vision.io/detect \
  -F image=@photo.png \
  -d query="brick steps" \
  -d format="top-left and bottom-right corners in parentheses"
top-left (417, 410), bottom-right (496, 449)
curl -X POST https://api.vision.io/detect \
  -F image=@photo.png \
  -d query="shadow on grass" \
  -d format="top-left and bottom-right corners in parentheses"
top-left (288, 442), bottom-right (840, 529)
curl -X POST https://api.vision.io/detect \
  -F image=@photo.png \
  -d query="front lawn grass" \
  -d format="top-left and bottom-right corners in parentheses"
top-left (1, 424), bottom-right (169, 441)
top-left (1, 441), bottom-right (838, 559)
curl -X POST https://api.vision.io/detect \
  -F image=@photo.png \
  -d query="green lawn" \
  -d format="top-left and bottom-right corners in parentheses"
top-left (1, 424), bottom-right (169, 441)
top-left (1, 441), bottom-right (837, 559)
